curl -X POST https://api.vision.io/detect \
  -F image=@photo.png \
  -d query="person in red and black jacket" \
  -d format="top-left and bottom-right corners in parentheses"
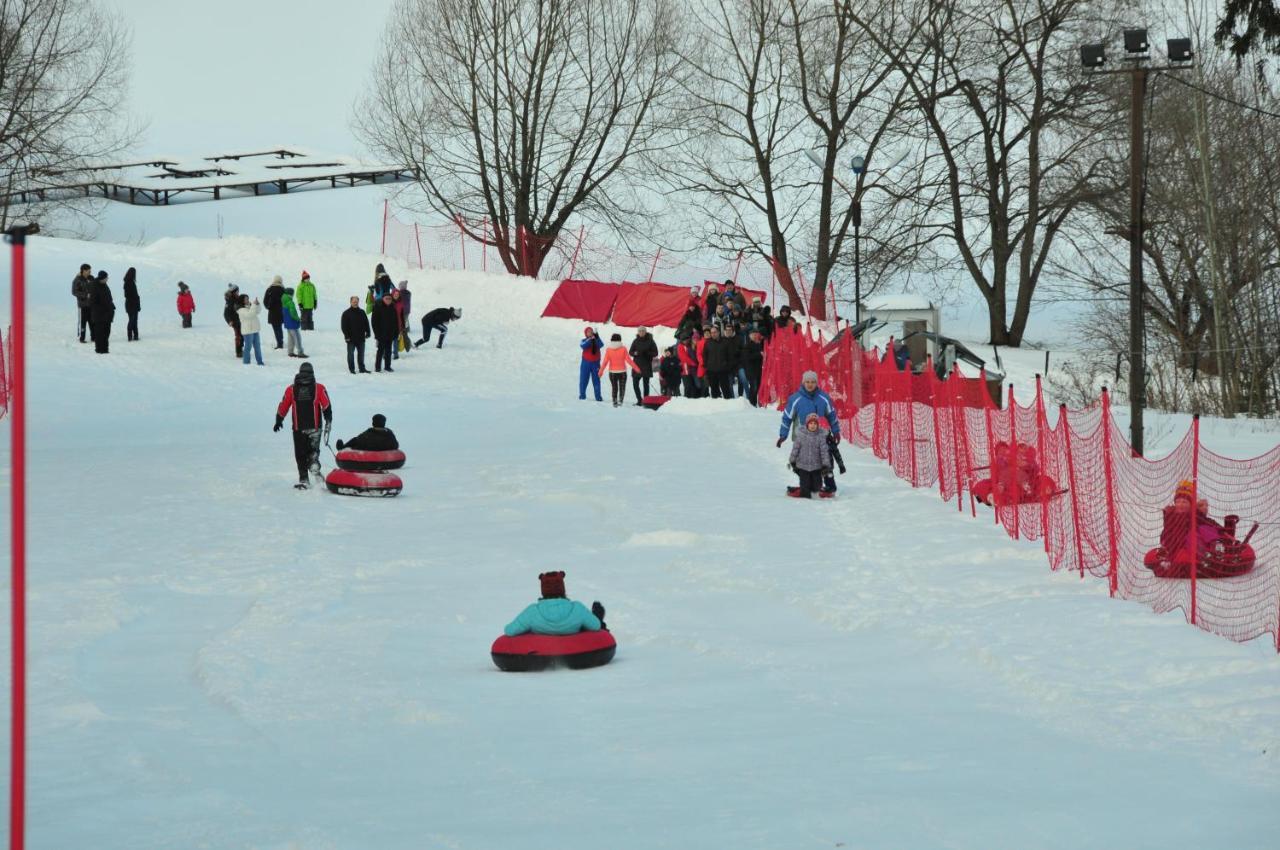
top-left (274, 362), bottom-right (333, 488)
top-left (579, 327), bottom-right (604, 401)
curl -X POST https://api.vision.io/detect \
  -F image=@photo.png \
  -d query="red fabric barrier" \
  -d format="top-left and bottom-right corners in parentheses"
top-left (610, 282), bottom-right (692, 327)
top-left (760, 329), bottom-right (1280, 651)
top-left (540, 280), bottom-right (620, 323)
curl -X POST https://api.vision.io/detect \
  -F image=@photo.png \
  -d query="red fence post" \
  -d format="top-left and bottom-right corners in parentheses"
top-left (1100, 388), bottom-right (1121, 597)
top-left (1008, 383), bottom-right (1020, 540)
top-left (928, 360), bottom-right (947, 500)
top-left (950, 368), bottom-right (969, 513)
top-left (982, 371), bottom-right (999, 525)
top-left (1035, 376), bottom-right (1051, 554)
top-left (7, 229), bottom-right (29, 850)
top-left (907, 369), bottom-right (920, 486)
top-left (1061, 404), bottom-right (1087, 579)
top-left (413, 224), bottom-right (424, 270)
top-left (457, 215), bottom-right (466, 270)
top-left (647, 248), bottom-right (662, 282)
top-left (481, 218), bottom-right (489, 273)
top-left (732, 250), bottom-right (743, 284)
top-left (568, 225), bottom-right (585, 280)
top-left (1190, 415), bottom-right (1201, 625)
top-left (380, 199), bottom-right (389, 255)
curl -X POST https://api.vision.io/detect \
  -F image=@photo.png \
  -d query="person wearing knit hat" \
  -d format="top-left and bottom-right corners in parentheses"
top-left (262, 274), bottom-right (287, 349)
top-left (777, 369), bottom-right (839, 447)
top-left (578, 327), bottom-right (604, 401)
top-left (336, 413), bottom-right (398, 452)
top-left (600, 332), bottom-right (640, 406)
top-left (72, 263), bottom-right (94, 343)
top-left (787, 412), bottom-right (833, 498)
top-left (88, 269), bottom-right (116, 354)
top-left (274, 361), bottom-right (333, 488)
top-left (224, 284), bottom-right (243, 358)
top-left (628, 325), bottom-right (660, 404)
top-left (503, 572), bottom-right (606, 636)
top-left (237, 293), bottom-right (264, 365)
top-left (176, 281), bottom-right (195, 329)
top-left (296, 270), bottom-right (317, 331)
top-left (281, 286), bottom-right (307, 358)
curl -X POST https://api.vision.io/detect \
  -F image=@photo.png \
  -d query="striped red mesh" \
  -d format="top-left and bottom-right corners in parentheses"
top-left (760, 329), bottom-right (1279, 650)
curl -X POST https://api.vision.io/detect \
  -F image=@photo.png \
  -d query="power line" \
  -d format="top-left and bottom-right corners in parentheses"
top-left (1157, 71), bottom-right (1280, 121)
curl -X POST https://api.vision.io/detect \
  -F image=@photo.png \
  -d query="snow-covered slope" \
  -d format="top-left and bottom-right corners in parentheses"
top-left (1, 235), bottom-right (1277, 850)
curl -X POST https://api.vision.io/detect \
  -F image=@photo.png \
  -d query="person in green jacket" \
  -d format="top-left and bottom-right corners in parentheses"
top-left (296, 270), bottom-right (317, 330)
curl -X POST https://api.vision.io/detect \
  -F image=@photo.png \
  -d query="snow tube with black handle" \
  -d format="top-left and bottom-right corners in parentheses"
top-left (972, 474), bottom-right (1061, 506)
top-left (641, 395), bottom-right (671, 411)
top-left (1143, 544), bottom-right (1256, 579)
top-left (324, 468), bottom-right (403, 497)
top-left (490, 630), bottom-right (617, 672)
top-left (334, 448), bottom-right (406, 471)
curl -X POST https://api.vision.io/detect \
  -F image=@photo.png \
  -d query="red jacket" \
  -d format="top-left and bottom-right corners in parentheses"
top-left (695, 338), bottom-right (707, 377)
top-left (176, 291), bottom-right (195, 314)
top-left (277, 383), bottom-right (332, 431)
top-left (678, 343), bottom-right (699, 376)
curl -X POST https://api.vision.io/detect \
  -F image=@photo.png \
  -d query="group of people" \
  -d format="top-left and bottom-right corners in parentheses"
top-left (777, 370), bottom-right (845, 498)
top-left (217, 264), bottom-right (462, 373)
top-left (72, 264), bottom-right (197, 353)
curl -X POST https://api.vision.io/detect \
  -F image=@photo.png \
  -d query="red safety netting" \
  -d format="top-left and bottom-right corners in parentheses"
top-left (760, 327), bottom-right (1280, 651)
top-left (540, 280), bottom-right (620, 322)
top-left (610, 281), bottom-right (693, 328)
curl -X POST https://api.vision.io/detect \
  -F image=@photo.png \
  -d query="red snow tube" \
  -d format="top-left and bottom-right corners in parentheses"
top-left (972, 475), bottom-right (1061, 506)
top-left (334, 448), bottom-right (405, 471)
top-left (324, 468), bottom-right (403, 497)
top-left (641, 395), bottom-right (671, 411)
top-left (490, 630), bottom-right (617, 672)
top-left (1143, 544), bottom-right (1257, 579)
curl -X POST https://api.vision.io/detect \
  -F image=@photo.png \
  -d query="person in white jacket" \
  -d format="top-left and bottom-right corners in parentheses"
top-left (238, 294), bottom-right (264, 366)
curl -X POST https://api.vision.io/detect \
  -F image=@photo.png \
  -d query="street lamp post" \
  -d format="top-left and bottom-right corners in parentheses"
top-left (851, 155), bottom-right (865, 324)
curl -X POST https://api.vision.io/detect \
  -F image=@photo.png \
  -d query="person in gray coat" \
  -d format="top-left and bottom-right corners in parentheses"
top-left (72, 263), bottom-right (94, 343)
top-left (788, 413), bottom-right (832, 498)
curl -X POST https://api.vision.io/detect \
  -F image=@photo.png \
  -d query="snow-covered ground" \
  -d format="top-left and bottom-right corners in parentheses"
top-left (1, 235), bottom-right (1278, 849)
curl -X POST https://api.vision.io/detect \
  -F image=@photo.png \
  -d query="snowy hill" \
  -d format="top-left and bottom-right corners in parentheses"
top-left (1, 234), bottom-right (1278, 849)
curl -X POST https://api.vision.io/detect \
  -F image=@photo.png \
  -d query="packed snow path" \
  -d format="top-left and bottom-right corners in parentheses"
top-left (2, 236), bottom-right (1277, 849)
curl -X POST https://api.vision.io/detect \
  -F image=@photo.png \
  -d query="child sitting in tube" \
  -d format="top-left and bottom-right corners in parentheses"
top-left (504, 572), bottom-right (607, 636)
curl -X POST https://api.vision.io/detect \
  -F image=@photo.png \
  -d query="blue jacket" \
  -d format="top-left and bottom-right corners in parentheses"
top-left (282, 294), bottom-right (301, 330)
top-left (504, 598), bottom-right (602, 636)
top-left (780, 386), bottom-right (840, 439)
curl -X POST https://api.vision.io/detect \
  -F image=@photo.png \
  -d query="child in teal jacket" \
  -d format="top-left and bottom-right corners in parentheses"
top-left (504, 571), bottom-right (604, 636)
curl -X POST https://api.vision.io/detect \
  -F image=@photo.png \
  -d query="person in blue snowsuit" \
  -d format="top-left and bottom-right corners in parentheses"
top-left (579, 326), bottom-right (604, 401)
top-left (776, 369), bottom-right (841, 446)
top-left (504, 571), bottom-right (605, 636)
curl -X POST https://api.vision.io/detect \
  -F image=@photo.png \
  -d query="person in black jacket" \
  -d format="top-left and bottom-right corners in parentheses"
top-left (628, 326), bottom-right (660, 405)
top-left (224, 284), bottom-right (242, 358)
top-left (123, 267), bottom-right (141, 341)
top-left (371, 293), bottom-right (400, 372)
top-left (658, 345), bottom-right (682, 397)
top-left (743, 328), bottom-right (765, 406)
top-left (262, 275), bottom-right (285, 349)
top-left (701, 325), bottom-right (734, 398)
top-left (72, 263), bottom-right (94, 343)
top-left (341, 295), bottom-right (372, 374)
top-left (414, 306), bottom-right (461, 349)
top-left (88, 270), bottom-right (116, 354)
top-left (336, 414), bottom-right (399, 452)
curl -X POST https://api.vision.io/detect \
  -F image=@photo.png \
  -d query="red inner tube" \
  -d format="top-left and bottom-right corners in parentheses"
top-left (972, 474), bottom-right (1060, 506)
top-left (335, 449), bottom-right (405, 471)
top-left (1143, 544), bottom-right (1256, 579)
top-left (491, 630), bottom-right (617, 671)
top-left (324, 468), bottom-right (403, 496)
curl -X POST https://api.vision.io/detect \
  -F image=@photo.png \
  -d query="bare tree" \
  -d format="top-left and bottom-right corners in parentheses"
top-left (0, 0), bottom-right (133, 230)
top-left (356, 0), bottom-right (687, 278)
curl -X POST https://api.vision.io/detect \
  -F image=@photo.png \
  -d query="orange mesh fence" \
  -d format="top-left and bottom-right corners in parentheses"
top-left (761, 327), bottom-right (1280, 650)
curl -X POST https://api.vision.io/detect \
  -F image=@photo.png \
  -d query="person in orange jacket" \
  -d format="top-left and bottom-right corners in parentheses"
top-left (599, 332), bottom-right (640, 407)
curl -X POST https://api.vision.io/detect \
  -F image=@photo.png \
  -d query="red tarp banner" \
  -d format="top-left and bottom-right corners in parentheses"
top-left (702, 280), bottom-right (768, 309)
top-left (540, 280), bottom-right (620, 323)
top-left (610, 282), bottom-right (692, 328)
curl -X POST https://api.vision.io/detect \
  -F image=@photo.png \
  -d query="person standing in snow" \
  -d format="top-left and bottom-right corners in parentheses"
top-left (263, 275), bottom-right (286, 349)
top-left (628, 326), bottom-right (659, 405)
top-left (504, 571), bottom-right (605, 636)
top-left (390, 287), bottom-right (406, 360)
top-left (176, 282), bottom-right (195, 328)
top-left (335, 413), bottom-right (398, 452)
top-left (413, 306), bottom-right (461, 349)
top-left (72, 263), bottom-right (94, 343)
top-left (396, 281), bottom-right (413, 352)
top-left (224, 285), bottom-right (243, 358)
top-left (282, 287), bottom-right (307, 358)
top-left (371, 292), bottom-right (400, 373)
top-left (341, 295), bottom-right (372, 374)
top-left (659, 345), bottom-right (682, 397)
top-left (677, 335), bottom-right (700, 398)
top-left (122, 267), bottom-right (141, 342)
top-left (701, 325), bottom-right (734, 399)
top-left (368, 269), bottom-right (395, 312)
top-left (579, 327), bottom-right (604, 401)
top-left (776, 370), bottom-right (840, 447)
top-left (742, 328), bottom-right (765, 407)
top-left (296, 271), bottom-right (317, 331)
top-left (599, 332), bottom-right (640, 407)
top-left (88, 270), bottom-right (115, 354)
top-left (238, 294), bottom-right (264, 366)
top-left (788, 413), bottom-right (833, 498)
top-left (273, 361), bottom-right (333, 488)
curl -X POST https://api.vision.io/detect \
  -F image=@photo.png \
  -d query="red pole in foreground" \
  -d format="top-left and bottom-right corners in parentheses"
top-left (5, 222), bottom-right (34, 850)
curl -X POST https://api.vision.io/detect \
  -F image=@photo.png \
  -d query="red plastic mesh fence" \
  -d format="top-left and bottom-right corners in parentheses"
top-left (760, 328), bottom-right (1280, 650)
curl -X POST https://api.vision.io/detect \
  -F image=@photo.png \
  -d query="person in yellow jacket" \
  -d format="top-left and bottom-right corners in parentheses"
top-left (599, 332), bottom-right (640, 407)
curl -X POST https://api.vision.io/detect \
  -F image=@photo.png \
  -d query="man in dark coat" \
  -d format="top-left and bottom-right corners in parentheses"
top-left (274, 362), bottom-right (333, 488)
top-left (72, 263), bottom-right (94, 343)
top-left (123, 267), bottom-right (141, 341)
top-left (341, 295), bottom-right (372, 374)
top-left (742, 328), bottom-right (765, 406)
top-left (262, 276), bottom-right (286, 349)
top-left (628, 326), bottom-right (660, 405)
top-left (701, 325), bottom-right (735, 399)
top-left (414, 306), bottom-right (461, 349)
top-left (336, 414), bottom-right (399, 452)
top-left (223, 284), bottom-right (243, 358)
top-left (88, 270), bottom-right (116, 354)
top-left (371, 293), bottom-right (400, 372)
top-left (659, 346), bottom-right (682, 397)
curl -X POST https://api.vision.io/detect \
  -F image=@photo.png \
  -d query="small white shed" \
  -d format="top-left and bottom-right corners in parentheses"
top-left (861, 295), bottom-right (942, 362)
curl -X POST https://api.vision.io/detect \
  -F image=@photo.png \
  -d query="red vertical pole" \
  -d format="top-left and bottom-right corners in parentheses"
top-left (413, 224), bottom-right (424, 270)
top-left (7, 228), bottom-right (29, 850)
top-left (1008, 384), bottom-right (1020, 541)
top-left (1100, 388), bottom-right (1121, 596)
top-left (457, 215), bottom-right (466, 270)
top-left (568, 225), bottom-right (585, 280)
top-left (732, 250), bottom-right (743, 284)
top-left (907, 368), bottom-right (919, 486)
top-left (982, 372), bottom-right (999, 525)
top-left (380, 199), bottom-right (389, 255)
top-left (928, 360), bottom-right (946, 500)
top-left (1190, 415), bottom-right (1200, 625)
top-left (770, 258), bottom-right (777, 306)
top-left (1061, 404), bottom-right (1087, 578)
top-left (481, 218), bottom-right (488, 273)
top-left (950, 369), bottom-right (967, 513)
top-left (647, 248), bottom-right (662, 283)
top-left (1035, 376), bottom-right (1051, 555)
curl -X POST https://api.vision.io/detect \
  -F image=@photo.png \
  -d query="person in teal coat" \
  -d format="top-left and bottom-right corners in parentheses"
top-left (281, 288), bottom-right (307, 358)
top-left (504, 571), bottom-right (604, 636)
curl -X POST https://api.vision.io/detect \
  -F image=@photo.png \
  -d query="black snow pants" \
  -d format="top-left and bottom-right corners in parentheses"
top-left (292, 429), bottom-right (322, 482)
